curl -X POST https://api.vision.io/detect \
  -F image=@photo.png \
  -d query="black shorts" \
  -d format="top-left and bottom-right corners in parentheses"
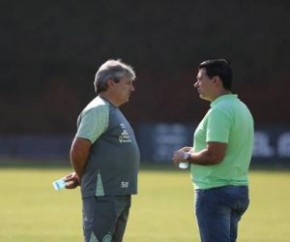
top-left (82, 195), bottom-right (131, 242)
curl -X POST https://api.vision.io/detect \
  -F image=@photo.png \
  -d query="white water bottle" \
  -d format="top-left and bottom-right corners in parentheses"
top-left (52, 178), bottom-right (66, 190)
top-left (179, 162), bottom-right (189, 169)
top-left (178, 152), bottom-right (190, 169)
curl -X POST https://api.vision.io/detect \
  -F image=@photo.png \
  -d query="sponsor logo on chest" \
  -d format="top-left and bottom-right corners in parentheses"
top-left (119, 123), bottom-right (132, 143)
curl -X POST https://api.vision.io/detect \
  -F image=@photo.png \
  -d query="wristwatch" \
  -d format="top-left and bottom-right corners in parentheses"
top-left (182, 152), bottom-right (191, 161)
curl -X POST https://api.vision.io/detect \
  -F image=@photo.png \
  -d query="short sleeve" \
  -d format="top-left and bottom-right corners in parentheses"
top-left (76, 105), bottom-right (109, 143)
top-left (206, 108), bottom-right (232, 143)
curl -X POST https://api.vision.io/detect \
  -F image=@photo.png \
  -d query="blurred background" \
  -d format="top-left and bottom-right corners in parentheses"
top-left (1, 0), bottom-right (290, 166)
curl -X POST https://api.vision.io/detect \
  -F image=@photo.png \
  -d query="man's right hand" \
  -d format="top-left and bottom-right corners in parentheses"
top-left (64, 172), bottom-right (80, 189)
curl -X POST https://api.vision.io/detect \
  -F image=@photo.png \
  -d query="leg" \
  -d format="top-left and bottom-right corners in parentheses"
top-left (195, 188), bottom-right (231, 242)
top-left (229, 186), bottom-right (249, 242)
top-left (195, 186), bottom-right (249, 242)
top-left (82, 196), bottom-right (116, 242)
top-left (230, 211), bottom-right (241, 242)
top-left (112, 196), bottom-right (131, 242)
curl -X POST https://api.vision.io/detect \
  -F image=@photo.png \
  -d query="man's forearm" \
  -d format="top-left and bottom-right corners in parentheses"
top-left (70, 137), bottom-right (91, 179)
top-left (173, 142), bottom-right (227, 166)
top-left (188, 149), bottom-right (221, 165)
top-left (70, 154), bottom-right (88, 179)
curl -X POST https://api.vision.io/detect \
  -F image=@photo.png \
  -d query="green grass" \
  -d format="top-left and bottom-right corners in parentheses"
top-left (1, 164), bottom-right (290, 242)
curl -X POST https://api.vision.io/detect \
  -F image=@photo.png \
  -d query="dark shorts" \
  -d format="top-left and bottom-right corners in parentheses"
top-left (82, 195), bottom-right (131, 242)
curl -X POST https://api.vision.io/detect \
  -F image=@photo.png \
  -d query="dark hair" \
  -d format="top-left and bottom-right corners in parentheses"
top-left (199, 59), bottom-right (233, 90)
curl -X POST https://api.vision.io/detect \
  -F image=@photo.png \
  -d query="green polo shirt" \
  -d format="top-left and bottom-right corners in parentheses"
top-left (191, 94), bottom-right (254, 190)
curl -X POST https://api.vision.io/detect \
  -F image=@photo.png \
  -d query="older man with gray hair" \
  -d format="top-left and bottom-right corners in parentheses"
top-left (64, 59), bottom-right (140, 242)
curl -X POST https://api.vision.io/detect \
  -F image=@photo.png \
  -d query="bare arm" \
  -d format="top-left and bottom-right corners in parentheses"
top-left (64, 137), bottom-right (91, 189)
top-left (70, 137), bottom-right (92, 179)
top-left (173, 142), bottom-right (227, 166)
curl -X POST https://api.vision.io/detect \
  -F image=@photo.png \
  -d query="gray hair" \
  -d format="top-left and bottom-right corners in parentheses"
top-left (94, 59), bottom-right (136, 94)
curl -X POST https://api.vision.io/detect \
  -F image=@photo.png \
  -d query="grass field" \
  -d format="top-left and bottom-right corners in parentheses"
top-left (1, 163), bottom-right (290, 242)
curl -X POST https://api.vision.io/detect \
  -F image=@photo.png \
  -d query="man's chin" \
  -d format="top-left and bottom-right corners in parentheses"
top-left (121, 98), bottom-right (129, 105)
top-left (199, 95), bottom-right (209, 101)
top-left (199, 94), bottom-right (205, 99)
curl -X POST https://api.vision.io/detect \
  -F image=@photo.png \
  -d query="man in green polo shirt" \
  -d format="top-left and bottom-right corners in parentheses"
top-left (63, 59), bottom-right (140, 242)
top-left (173, 59), bottom-right (254, 242)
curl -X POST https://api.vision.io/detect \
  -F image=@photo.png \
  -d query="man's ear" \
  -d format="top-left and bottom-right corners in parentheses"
top-left (107, 79), bottom-right (116, 89)
top-left (213, 76), bottom-right (222, 87)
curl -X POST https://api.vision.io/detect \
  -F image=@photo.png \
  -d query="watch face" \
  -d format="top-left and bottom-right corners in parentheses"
top-left (183, 152), bottom-right (190, 160)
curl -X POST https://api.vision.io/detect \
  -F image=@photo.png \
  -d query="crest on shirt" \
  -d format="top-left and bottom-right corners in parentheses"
top-left (119, 123), bottom-right (132, 143)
